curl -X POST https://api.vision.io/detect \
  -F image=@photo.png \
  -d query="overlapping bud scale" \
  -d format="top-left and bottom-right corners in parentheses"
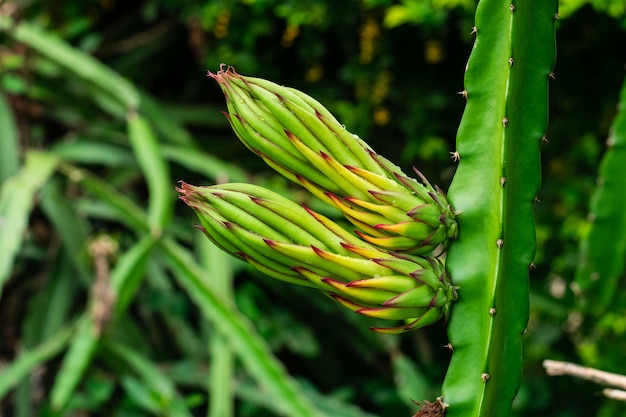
top-left (178, 182), bottom-right (457, 334)
top-left (209, 65), bottom-right (457, 255)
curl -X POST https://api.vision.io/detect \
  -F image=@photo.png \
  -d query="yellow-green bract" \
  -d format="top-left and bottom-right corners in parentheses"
top-left (209, 65), bottom-right (457, 255)
top-left (178, 182), bottom-right (457, 334)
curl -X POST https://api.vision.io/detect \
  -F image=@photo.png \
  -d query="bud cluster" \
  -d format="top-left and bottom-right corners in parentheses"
top-left (209, 65), bottom-right (457, 255)
top-left (179, 182), bottom-right (457, 333)
top-left (179, 65), bottom-right (458, 332)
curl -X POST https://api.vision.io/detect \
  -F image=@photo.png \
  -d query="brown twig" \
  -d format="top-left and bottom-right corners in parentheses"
top-left (543, 359), bottom-right (626, 401)
top-left (88, 235), bottom-right (118, 336)
top-left (603, 389), bottom-right (626, 402)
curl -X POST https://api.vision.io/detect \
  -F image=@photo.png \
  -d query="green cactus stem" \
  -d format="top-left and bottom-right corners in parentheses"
top-left (178, 181), bottom-right (457, 333)
top-left (575, 76), bottom-right (626, 316)
top-left (441, 1), bottom-right (557, 416)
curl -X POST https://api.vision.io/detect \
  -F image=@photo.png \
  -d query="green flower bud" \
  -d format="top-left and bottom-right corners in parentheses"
top-left (208, 65), bottom-right (457, 255)
top-left (178, 181), bottom-right (457, 333)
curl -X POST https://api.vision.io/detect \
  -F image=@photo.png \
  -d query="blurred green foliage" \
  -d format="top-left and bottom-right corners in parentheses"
top-left (0, 0), bottom-right (625, 416)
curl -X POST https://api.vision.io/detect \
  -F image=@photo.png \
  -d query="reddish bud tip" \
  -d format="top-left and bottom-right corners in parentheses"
top-left (249, 196), bottom-right (265, 204)
top-left (264, 239), bottom-right (277, 247)
top-left (321, 277), bottom-right (344, 286)
top-left (412, 166), bottom-right (428, 183)
top-left (311, 245), bottom-right (326, 257)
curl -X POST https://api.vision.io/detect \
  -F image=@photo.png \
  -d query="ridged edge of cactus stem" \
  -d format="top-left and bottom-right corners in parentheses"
top-left (575, 76), bottom-right (626, 315)
top-left (442, 1), bottom-right (557, 416)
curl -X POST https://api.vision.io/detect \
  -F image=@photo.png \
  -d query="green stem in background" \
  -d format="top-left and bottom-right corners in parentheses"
top-left (0, 324), bottom-right (74, 399)
top-left (575, 76), bottom-right (626, 315)
top-left (162, 238), bottom-right (324, 417)
top-left (0, 93), bottom-right (20, 182)
top-left (0, 151), bottom-right (57, 297)
top-left (53, 164), bottom-right (327, 416)
top-left (103, 340), bottom-right (194, 416)
top-left (442, 1), bottom-right (557, 416)
top-left (49, 235), bottom-right (156, 411)
top-left (197, 235), bottom-right (236, 417)
top-left (0, 16), bottom-right (139, 114)
top-left (127, 113), bottom-right (172, 235)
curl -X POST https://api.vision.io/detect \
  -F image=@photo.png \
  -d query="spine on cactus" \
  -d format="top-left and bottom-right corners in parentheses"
top-left (441, 1), bottom-right (557, 416)
top-left (575, 76), bottom-right (626, 316)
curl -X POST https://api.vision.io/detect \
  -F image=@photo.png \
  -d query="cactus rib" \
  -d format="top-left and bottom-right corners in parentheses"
top-left (441, 1), bottom-right (557, 416)
top-left (575, 76), bottom-right (626, 315)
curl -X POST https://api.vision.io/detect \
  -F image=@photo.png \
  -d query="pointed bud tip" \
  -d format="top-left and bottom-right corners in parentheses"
top-left (411, 166), bottom-right (429, 183)
top-left (321, 277), bottom-right (344, 287)
top-left (223, 221), bottom-right (236, 230)
top-left (176, 180), bottom-right (192, 192)
top-left (310, 245), bottom-right (328, 257)
top-left (319, 151), bottom-right (332, 161)
top-left (208, 64), bottom-right (234, 81)
top-left (193, 224), bottom-right (206, 232)
top-left (264, 238), bottom-right (277, 247)
top-left (339, 242), bottom-right (360, 251)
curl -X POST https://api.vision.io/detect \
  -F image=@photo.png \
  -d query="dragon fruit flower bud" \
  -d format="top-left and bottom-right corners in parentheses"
top-left (178, 181), bottom-right (457, 333)
top-left (208, 65), bottom-right (457, 255)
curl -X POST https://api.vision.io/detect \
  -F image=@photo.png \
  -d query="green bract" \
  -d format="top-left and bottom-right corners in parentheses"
top-left (209, 65), bottom-right (457, 255)
top-left (178, 182), bottom-right (457, 334)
